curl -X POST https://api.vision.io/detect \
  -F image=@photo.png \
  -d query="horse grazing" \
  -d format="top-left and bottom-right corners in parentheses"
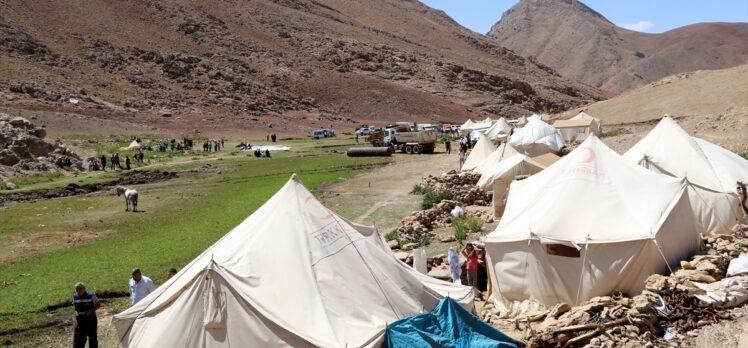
top-left (116, 186), bottom-right (138, 212)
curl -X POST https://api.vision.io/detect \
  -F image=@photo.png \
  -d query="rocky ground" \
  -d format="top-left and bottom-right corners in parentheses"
top-left (0, 113), bottom-right (82, 181)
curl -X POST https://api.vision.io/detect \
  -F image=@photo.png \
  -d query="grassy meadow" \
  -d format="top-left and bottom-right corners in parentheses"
top-left (0, 136), bottom-right (386, 343)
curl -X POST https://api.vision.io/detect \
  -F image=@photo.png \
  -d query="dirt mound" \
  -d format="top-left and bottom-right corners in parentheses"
top-left (488, 0), bottom-right (748, 92)
top-left (0, 112), bottom-right (82, 180)
top-left (0, 0), bottom-right (603, 137)
top-left (0, 170), bottom-right (177, 205)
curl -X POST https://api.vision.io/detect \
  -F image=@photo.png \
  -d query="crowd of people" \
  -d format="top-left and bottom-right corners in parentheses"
top-left (72, 267), bottom-right (179, 347)
top-left (454, 136), bottom-right (476, 170)
top-left (202, 138), bottom-right (224, 152)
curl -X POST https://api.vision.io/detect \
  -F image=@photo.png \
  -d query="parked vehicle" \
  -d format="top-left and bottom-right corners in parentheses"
top-left (312, 128), bottom-right (336, 139)
top-left (355, 127), bottom-right (377, 136)
top-left (367, 127), bottom-right (437, 154)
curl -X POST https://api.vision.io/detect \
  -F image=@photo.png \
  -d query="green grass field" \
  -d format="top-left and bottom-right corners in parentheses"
top-left (0, 137), bottom-right (385, 340)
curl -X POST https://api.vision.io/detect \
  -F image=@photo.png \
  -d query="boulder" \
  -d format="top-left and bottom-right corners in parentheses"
top-left (387, 239), bottom-right (400, 250)
top-left (427, 266), bottom-right (451, 281)
top-left (393, 251), bottom-right (409, 261)
top-left (401, 242), bottom-right (417, 251)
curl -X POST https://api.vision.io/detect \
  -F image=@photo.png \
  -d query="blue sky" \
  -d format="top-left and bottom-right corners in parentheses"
top-left (420, 0), bottom-right (748, 34)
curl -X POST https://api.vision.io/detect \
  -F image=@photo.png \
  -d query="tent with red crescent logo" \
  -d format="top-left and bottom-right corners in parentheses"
top-left (623, 116), bottom-right (748, 235)
top-left (484, 136), bottom-right (700, 310)
top-left (113, 174), bottom-right (474, 348)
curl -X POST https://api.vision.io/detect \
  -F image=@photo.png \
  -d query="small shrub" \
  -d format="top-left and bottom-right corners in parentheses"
top-left (415, 233), bottom-right (431, 248)
top-left (452, 216), bottom-right (484, 238)
top-left (421, 188), bottom-right (451, 209)
top-left (600, 129), bottom-right (628, 138)
top-left (739, 151), bottom-right (748, 160)
top-left (385, 229), bottom-right (400, 242)
top-left (410, 184), bottom-right (426, 194)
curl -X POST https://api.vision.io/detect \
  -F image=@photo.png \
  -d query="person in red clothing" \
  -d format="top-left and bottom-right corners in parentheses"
top-left (462, 243), bottom-right (480, 292)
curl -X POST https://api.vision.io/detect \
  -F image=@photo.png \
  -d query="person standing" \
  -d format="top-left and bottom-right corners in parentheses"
top-left (129, 268), bottom-right (156, 305)
top-left (166, 268), bottom-right (178, 280)
top-left (444, 139), bottom-right (451, 154)
top-left (462, 243), bottom-right (480, 292)
top-left (99, 155), bottom-right (106, 172)
top-left (458, 149), bottom-right (465, 170)
top-left (125, 156), bottom-right (131, 170)
top-left (72, 282), bottom-right (100, 348)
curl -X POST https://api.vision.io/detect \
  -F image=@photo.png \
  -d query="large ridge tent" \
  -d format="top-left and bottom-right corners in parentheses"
top-left (461, 134), bottom-right (497, 172)
top-left (508, 115), bottom-right (565, 157)
top-left (572, 112), bottom-right (602, 133)
top-left (485, 136), bottom-right (700, 308)
top-left (385, 297), bottom-right (519, 348)
top-left (623, 116), bottom-right (748, 234)
top-left (473, 143), bottom-right (521, 175)
top-left (485, 117), bottom-right (512, 141)
top-left (553, 112), bottom-right (602, 144)
top-left (114, 175), bottom-right (473, 348)
top-left (458, 119), bottom-right (475, 136)
top-left (475, 154), bottom-right (548, 218)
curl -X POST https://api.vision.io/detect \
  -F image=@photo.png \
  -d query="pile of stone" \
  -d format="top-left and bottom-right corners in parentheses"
top-left (396, 199), bottom-right (458, 242)
top-left (0, 113), bottom-right (81, 180)
top-left (481, 232), bottom-right (748, 347)
top-left (421, 170), bottom-right (489, 206)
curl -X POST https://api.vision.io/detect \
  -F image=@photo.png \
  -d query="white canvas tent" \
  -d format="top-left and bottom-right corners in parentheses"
top-left (113, 175), bottom-right (473, 348)
top-left (459, 119), bottom-right (475, 136)
top-left (508, 116), bottom-right (565, 157)
top-left (475, 154), bottom-right (548, 217)
top-left (553, 112), bottom-right (602, 144)
top-left (485, 136), bottom-right (700, 308)
top-left (461, 134), bottom-right (497, 171)
top-left (571, 112), bottom-right (602, 133)
top-left (485, 118), bottom-right (512, 141)
top-left (473, 143), bottom-right (521, 175)
top-left (623, 116), bottom-right (748, 234)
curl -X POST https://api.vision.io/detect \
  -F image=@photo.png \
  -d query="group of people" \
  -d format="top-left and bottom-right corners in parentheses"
top-left (72, 267), bottom-right (179, 347)
top-left (266, 133), bottom-right (277, 143)
top-left (455, 136), bottom-right (476, 169)
top-left (155, 138), bottom-right (193, 152)
top-left (202, 138), bottom-right (224, 152)
top-left (253, 148), bottom-right (272, 158)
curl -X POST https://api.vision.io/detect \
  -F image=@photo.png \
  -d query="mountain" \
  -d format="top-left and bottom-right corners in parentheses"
top-left (0, 0), bottom-right (603, 137)
top-left (487, 0), bottom-right (748, 92)
top-left (559, 64), bottom-right (748, 153)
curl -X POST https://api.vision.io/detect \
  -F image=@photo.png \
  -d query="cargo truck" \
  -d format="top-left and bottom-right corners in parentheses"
top-left (367, 127), bottom-right (437, 154)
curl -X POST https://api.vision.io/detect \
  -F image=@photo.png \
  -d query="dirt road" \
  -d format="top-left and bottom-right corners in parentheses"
top-left (322, 147), bottom-right (457, 232)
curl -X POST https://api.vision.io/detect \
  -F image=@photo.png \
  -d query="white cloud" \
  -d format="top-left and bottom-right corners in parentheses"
top-left (620, 20), bottom-right (655, 32)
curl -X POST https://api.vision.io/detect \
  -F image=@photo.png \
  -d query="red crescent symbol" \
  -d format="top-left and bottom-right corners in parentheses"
top-left (579, 148), bottom-right (595, 163)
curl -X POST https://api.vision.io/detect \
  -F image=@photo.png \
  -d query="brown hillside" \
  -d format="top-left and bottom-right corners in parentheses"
top-left (0, 0), bottom-right (603, 137)
top-left (559, 64), bottom-right (748, 154)
top-left (487, 0), bottom-right (748, 93)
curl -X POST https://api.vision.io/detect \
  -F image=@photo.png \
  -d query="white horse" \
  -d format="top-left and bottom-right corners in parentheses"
top-left (116, 186), bottom-right (138, 212)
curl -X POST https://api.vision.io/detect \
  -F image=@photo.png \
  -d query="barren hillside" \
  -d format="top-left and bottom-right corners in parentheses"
top-left (0, 0), bottom-right (603, 137)
top-left (488, 0), bottom-right (748, 92)
top-left (560, 65), bottom-right (748, 153)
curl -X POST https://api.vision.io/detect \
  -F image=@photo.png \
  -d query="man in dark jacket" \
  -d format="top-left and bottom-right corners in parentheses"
top-left (73, 282), bottom-right (100, 348)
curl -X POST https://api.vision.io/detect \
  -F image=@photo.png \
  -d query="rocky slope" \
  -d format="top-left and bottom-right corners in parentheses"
top-left (488, 0), bottom-right (748, 92)
top-left (0, 0), bottom-right (603, 137)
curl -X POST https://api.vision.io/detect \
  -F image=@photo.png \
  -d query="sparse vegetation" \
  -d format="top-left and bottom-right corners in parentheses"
top-left (739, 151), bottom-right (747, 160)
top-left (385, 229), bottom-right (401, 242)
top-left (420, 188), bottom-right (451, 209)
top-left (600, 129), bottom-right (628, 138)
top-left (410, 184), bottom-right (426, 194)
top-left (414, 233), bottom-right (432, 248)
top-left (452, 216), bottom-right (484, 239)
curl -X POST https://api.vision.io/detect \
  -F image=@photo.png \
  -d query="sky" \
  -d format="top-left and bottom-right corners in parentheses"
top-left (420, 0), bottom-right (748, 34)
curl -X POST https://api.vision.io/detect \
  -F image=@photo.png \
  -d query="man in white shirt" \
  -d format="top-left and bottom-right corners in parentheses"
top-left (129, 268), bottom-right (156, 305)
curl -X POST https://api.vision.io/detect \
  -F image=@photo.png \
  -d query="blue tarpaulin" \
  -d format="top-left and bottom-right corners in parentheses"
top-left (385, 297), bottom-right (520, 348)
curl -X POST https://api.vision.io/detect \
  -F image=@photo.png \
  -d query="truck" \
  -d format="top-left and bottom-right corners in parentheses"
top-left (367, 126), bottom-right (437, 154)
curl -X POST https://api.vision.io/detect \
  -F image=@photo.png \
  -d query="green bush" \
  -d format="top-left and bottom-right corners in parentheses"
top-left (421, 189), bottom-right (451, 209)
top-left (452, 216), bottom-right (484, 239)
top-left (385, 229), bottom-right (401, 242)
top-left (739, 151), bottom-right (748, 160)
top-left (410, 184), bottom-right (426, 194)
top-left (415, 233), bottom-right (432, 248)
